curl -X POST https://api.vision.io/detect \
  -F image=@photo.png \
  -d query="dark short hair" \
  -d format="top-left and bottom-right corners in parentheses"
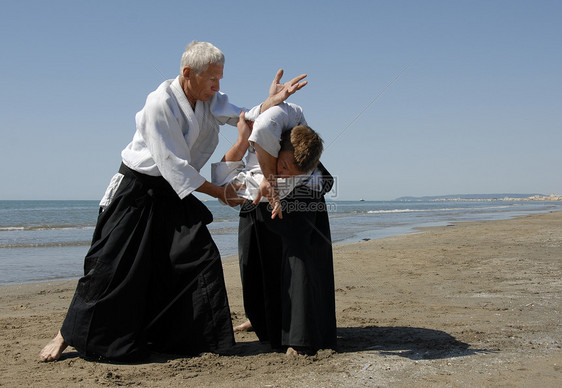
top-left (280, 125), bottom-right (323, 173)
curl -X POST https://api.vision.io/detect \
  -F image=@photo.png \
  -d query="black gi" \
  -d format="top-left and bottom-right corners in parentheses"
top-left (238, 163), bottom-right (336, 350)
top-left (61, 164), bottom-right (234, 361)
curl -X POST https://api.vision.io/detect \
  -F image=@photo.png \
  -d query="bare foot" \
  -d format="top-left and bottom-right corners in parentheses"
top-left (233, 320), bottom-right (253, 332)
top-left (286, 347), bottom-right (299, 357)
top-left (39, 331), bottom-right (68, 362)
top-left (286, 346), bottom-right (315, 357)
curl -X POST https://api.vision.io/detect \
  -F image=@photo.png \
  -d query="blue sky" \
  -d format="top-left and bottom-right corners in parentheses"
top-left (1, 0), bottom-right (560, 201)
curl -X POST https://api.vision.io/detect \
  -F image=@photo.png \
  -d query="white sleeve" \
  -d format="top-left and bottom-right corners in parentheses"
top-left (210, 92), bottom-right (261, 126)
top-left (248, 102), bottom-right (306, 157)
top-left (137, 96), bottom-right (205, 199)
top-left (244, 105), bottom-right (262, 121)
top-left (211, 161), bottom-right (245, 186)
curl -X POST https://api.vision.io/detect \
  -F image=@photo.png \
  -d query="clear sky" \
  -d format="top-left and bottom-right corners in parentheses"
top-left (1, 0), bottom-right (560, 201)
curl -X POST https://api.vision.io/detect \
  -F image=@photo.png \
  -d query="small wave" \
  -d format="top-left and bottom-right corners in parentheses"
top-left (209, 227), bottom-right (238, 235)
top-left (367, 209), bottom-right (421, 214)
top-left (365, 206), bottom-right (508, 214)
top-left (0, 225), bottom-right (95, 232)
top-left (0, 226), bottom-right (25, 231)
top-left (0, 241), bottom-right (91, 249)
top-left (364, 208), bottom-right (461, 214)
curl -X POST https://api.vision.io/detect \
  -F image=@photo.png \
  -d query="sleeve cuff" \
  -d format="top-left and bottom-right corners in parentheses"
top-left (211, 161), bottom-right (245, 186)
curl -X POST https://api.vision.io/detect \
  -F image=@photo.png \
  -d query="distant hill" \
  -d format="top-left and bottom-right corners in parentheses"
top-left (395, 194), bottom-right (544, 201)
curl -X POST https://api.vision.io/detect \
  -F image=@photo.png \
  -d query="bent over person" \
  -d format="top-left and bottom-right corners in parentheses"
top-left (213, 102), bottom-right (337, 356)
top-left (211, 103), bottom-right (323, 202)
top-left (39, 41), bottom-right (307, 362)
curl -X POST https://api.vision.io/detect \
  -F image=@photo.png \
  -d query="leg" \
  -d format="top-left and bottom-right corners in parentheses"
top-left (275, 195), bottom-right (337, 350)
top-left (238, 203), bottom-right (284, 348)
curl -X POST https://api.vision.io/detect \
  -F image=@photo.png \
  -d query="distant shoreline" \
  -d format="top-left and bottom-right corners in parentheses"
top-left (396, 193), bottom-right (562, 202)
top-left (430, 194), bottom-right (562, 202)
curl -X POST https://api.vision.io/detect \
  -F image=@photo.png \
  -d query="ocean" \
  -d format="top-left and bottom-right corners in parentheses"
top-left (1, 198), bottom-right (561, 286)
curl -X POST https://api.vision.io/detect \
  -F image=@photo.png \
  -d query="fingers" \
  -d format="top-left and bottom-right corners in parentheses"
top-left (253, 191), bottom-right (263, 205)
top-left (273, 71), bottom-right (307, 88)
top-left (252, 191), bottom-right (283, 219)
top-left (227, 198), bottom-right (246, 207)
top-left (273, 68), bottom-right (284, 84)
top-left (224, 193), bottom-right (239, 207)
top-left (286, 74), bottom-right (308, 95)
top-left (270, 200), bottom-right (283, 219)
top-left (223, 182), bottom-right (245, 207)
top-left (224, 189), bottom-right (245, 207)
top-left (230, 182), bottom-right (246, 191)
top-left (289, 73), bottom-right (307, 86)
top-left (288, 80), bottom-right (308, 94)
top-left (237, 110), bottom-right (246, 125)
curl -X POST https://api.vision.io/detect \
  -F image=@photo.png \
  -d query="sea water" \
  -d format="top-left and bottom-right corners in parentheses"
top-left (1, 199), bottom-right (561, 285)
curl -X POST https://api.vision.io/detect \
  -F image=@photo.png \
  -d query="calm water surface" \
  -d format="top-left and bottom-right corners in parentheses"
top-left (1, 199), bottom-right (560, 285)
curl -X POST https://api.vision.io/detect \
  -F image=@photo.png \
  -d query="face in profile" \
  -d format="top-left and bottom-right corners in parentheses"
top-left (277, 150), bottom-right (303, 178)
top-left (184, 63), bottom-right (223, 104)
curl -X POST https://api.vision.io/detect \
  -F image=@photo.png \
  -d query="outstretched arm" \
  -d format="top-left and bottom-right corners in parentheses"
top-left (260, 69), bottom-right (307, 113)
top-left (222, 111), bottom-right (253, 162)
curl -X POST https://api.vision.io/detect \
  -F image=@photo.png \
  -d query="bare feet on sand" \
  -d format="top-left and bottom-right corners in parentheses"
top-left (286, 347), bottom-right (300, 357)
top-left (233, 320), bottom-right (253, 332)
top-left (286, 346), bottom-right (315, 357)
top-left (39, 331), bottom-right (68, 362)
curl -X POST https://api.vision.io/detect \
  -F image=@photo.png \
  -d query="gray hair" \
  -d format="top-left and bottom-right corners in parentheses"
top-left (180, 41), bottom-right (225, 75)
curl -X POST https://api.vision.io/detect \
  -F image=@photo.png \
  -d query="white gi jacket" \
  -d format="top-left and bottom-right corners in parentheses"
top-left (100, 76), bottom-right (261, 207)
top-left (211, 102), bottom-right (325, 202)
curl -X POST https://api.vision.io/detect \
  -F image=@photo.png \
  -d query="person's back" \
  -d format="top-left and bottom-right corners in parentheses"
top-left (211, 102), bottom-right (324, 201)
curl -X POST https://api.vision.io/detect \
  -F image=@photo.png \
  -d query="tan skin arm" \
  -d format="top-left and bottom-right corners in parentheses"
top-left (252, 142), bottom-right (283, 219)
top-left (195, 180), bottom-right (245, 207)
top-left (222, 111), bottom-right (252, 162)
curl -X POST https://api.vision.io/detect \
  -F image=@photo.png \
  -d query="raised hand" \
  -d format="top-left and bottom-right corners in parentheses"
top-left (261, 69), bottom-right (308, 112)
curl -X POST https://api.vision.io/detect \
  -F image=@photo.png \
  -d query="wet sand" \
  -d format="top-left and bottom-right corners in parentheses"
top-left (1, 211), bottom-right (560, 387)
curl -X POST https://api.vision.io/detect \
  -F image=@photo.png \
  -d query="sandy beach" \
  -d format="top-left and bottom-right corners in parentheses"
top-left (1, 210), bottom-right (560, 387)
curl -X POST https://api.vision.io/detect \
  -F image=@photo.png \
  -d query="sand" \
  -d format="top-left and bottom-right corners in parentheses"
top-left (1, 211), bottom-right (561, 387)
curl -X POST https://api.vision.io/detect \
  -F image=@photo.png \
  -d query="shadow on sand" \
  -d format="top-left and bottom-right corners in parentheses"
top-left (337, 326), bottom-right (486, 360)
top-left (222, 325), bottom-right (487, 360)
top-left (55, 325), bottom-right (486, 362)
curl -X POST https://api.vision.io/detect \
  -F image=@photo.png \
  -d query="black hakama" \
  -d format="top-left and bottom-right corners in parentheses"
top-left (238, 164), bottom-right (337, 350)
top-left (61, 164), bottom-right (234, 361)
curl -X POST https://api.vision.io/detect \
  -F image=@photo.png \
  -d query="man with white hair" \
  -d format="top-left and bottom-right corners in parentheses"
top-left (39, 41), bottom-right (307, 362)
